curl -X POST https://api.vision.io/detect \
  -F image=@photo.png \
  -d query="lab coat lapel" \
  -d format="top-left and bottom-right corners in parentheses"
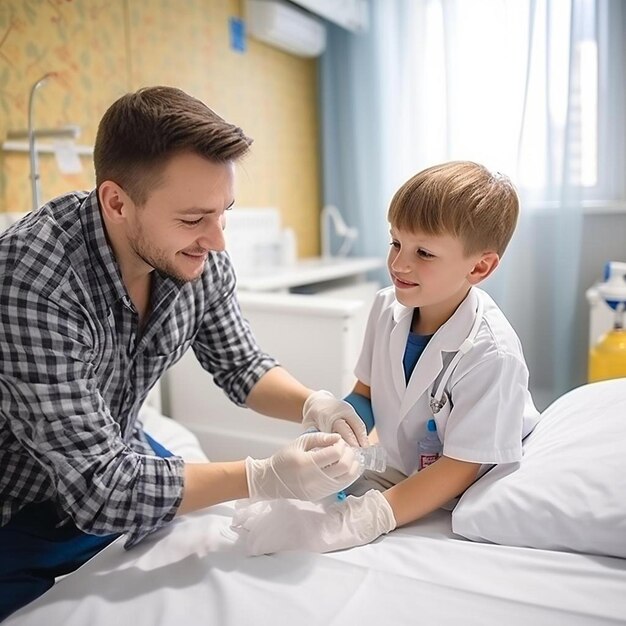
top-left (397, 288), bottom-right (481, 420)
top-left (398, 336), bottom-right (444, 419)
top-left (389, 301), bottom-right (414, 401)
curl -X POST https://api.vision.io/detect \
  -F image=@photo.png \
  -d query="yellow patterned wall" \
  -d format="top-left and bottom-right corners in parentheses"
top-left (0, 0), bottom-right (320, 256)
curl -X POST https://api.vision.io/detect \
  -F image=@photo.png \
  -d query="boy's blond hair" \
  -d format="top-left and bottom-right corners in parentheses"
top-left (387, 161), bottom-right (519, 257)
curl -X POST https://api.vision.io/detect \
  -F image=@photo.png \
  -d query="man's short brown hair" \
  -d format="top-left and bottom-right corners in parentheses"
top-left (94, 86), bottom-right (252, 205)
top-left (387, 161), bottom-right (519, 256)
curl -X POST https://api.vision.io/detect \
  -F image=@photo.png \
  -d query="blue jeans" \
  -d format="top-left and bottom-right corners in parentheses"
top-left (0, 434), bottom-right (173, 621)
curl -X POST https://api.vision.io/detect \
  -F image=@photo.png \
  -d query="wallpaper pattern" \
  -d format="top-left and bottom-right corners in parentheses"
top-left (0, 0), bottom-right (320, 255)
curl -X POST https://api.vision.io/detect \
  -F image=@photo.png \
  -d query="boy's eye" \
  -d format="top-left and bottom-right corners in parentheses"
top-left (417, 248), bottom-right (435, 259)
top-left (181, 218), bottom-right (203, 226)
top-left (389, 240), bottom-right (400, 249)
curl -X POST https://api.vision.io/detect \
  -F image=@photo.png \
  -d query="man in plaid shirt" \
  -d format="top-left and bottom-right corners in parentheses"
top-left (0, 86), bottom-right (367, 619)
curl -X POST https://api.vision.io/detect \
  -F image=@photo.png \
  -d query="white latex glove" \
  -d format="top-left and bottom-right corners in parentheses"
top-left (245, 432), bottom-right (361, 502)
top-left (302, 390), bottom-right (369, 447)
top-left (231, 489), bottom-right (396, 555)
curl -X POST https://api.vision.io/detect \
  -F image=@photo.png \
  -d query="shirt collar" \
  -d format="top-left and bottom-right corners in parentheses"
top-left (80, 189), bottom-right (187, 314)
top-left (80, 189), bottom-right (130, 307)
top-left (392, 287), bottom-right (481, 352)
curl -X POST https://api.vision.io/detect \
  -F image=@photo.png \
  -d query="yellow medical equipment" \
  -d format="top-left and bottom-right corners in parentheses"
top-left (588, 262), bottom-right (626, 382)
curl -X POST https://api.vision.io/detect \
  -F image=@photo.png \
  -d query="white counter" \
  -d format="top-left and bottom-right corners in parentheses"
top-left (235, 256), bottom-right (384, 292)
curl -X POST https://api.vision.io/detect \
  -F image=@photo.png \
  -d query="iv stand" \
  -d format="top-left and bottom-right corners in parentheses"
top-left (27, 73), bottom-right (57, 212)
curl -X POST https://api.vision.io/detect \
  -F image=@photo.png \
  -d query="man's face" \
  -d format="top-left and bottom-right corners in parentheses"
top-left (126, 152), bottom-right (235, 283)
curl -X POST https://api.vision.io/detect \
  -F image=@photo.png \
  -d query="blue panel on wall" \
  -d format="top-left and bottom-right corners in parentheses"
top-left (229, 17), bottom-right (246, 53)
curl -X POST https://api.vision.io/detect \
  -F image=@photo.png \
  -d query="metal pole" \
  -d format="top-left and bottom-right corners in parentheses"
top-left (27, 73), bottom-right (56, 212)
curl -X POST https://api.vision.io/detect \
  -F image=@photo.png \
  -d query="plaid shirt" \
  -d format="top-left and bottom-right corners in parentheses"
top-left (0, 190), bottom-right (276, 547)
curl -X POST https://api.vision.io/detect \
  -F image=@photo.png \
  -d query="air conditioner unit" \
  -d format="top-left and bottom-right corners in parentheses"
top-left (290, 0), bottom-right (369, 33)
top-left (245, 0), bottom-right (327, 58)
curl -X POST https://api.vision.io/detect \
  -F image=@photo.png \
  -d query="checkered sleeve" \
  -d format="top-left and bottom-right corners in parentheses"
top-left (1, 265), bottom-right (185, 546)
top-left (191, 251), bottom-right (278, 406)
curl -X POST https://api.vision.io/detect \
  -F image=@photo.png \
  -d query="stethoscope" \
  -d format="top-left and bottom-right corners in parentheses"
top-left (429, 295), bottom-right (485, 415)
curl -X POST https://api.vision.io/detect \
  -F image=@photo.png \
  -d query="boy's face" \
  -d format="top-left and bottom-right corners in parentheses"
top-left (124, 152), bottom-right (235, 283)
top-left (388, 226), bottom-right (485, 329)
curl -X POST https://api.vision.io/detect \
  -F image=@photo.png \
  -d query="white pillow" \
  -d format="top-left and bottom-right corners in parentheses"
top-left (452, 378), bottom-right (626, 558)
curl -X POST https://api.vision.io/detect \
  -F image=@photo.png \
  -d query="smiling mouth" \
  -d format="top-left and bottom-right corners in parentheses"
top-left (394, 275), bottom-right (418, 287)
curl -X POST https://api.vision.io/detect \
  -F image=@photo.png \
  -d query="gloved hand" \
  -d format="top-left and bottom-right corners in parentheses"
top-left (245, 432), bottom-right (361, 502)
top-left (231, 489), bottom-right (396, 555)
top-left (302, 390), bottom-right (369, 447)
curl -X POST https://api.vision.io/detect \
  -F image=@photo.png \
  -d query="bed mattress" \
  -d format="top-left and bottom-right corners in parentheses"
top-left (7, 501), bottom-right (626, 625)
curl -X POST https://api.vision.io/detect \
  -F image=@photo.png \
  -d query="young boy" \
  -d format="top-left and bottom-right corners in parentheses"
top-left (233, 161), bottom-right (539, 554)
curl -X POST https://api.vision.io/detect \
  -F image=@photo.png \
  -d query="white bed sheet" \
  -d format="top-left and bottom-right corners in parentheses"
top-left (7, 502), bottom-right (626, 626)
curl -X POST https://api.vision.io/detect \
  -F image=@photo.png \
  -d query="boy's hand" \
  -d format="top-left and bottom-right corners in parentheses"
top-left (302, 390), bottom-right (369, 447)
top-left (232, 489), bottom-right (396, 555)
top-left (245, 432), bottom-right (361, 502)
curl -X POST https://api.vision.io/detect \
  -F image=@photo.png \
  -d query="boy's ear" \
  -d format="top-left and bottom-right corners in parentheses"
top-left (468, 251), bottom-right (500, 284)
top-left (98, 181), bottom-right (133, 224)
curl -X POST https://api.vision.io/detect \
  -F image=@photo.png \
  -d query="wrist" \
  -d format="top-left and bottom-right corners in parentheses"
top-left (302, 389), bottom-right (335, 430)
top-left (343, 392), bottom-right (375, 433)
top-left (303, 389), bottom-right (333, 415)
top-left (379, 492), bottom-right (397, 532)
top-left (244, 456), bottom-right (268, 501)
top-left (367, 490), bottom-right (397, 533)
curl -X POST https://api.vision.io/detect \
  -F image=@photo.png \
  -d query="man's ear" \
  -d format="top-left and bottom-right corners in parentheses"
top-left (98, 181), bottom-right (132, 224)
top-left (468, 251), bottom-right (500, 284)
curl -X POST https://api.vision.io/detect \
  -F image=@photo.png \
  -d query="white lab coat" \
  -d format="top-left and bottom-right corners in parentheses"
top-left (355, 286), bottom-right (539, 475)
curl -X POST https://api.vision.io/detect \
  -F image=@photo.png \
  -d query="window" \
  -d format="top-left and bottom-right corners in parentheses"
top-left (405, 0), bottom-right (624, 209)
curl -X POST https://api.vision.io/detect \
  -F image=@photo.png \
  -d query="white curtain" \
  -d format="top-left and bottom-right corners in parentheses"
top-left (320, 0), bottom-right (625, 407)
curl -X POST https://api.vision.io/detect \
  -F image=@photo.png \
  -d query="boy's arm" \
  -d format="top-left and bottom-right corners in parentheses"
top-left (383, 456), bottom-right (481, 526)
top-left (352, 380), bottom-right (371, 398)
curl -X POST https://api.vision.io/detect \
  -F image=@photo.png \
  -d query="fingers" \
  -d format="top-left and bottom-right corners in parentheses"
top-left (307, 437), bottom-right (345, 468)
top-left (298, 431), bottom-right (342, 451)
top-left (333, 416), bottom-right (369, 447)
top-left (351, 418), bottom-right (369, 448)
top-left (321, 442), bottom-right (360, 481)
top-left (241, 500), bottom-right (339, 555)
top-left (307, 437), bottom-right (360, 482)
top-left (332, 419), bottom-right (360, 447)
top-left (264, 432), bottom-right (363, 501)
top-left (232, 500), bottom-right (271, 530)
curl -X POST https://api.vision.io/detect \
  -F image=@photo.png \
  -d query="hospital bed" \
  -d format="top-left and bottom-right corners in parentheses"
top-left (6, 380), bottom-right (626, 625)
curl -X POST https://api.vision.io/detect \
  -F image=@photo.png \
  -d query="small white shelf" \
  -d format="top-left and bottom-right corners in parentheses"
top-left (1, 140), bottom-right (93, 155)
top-left (236, 256), bottom-right (384, 291)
